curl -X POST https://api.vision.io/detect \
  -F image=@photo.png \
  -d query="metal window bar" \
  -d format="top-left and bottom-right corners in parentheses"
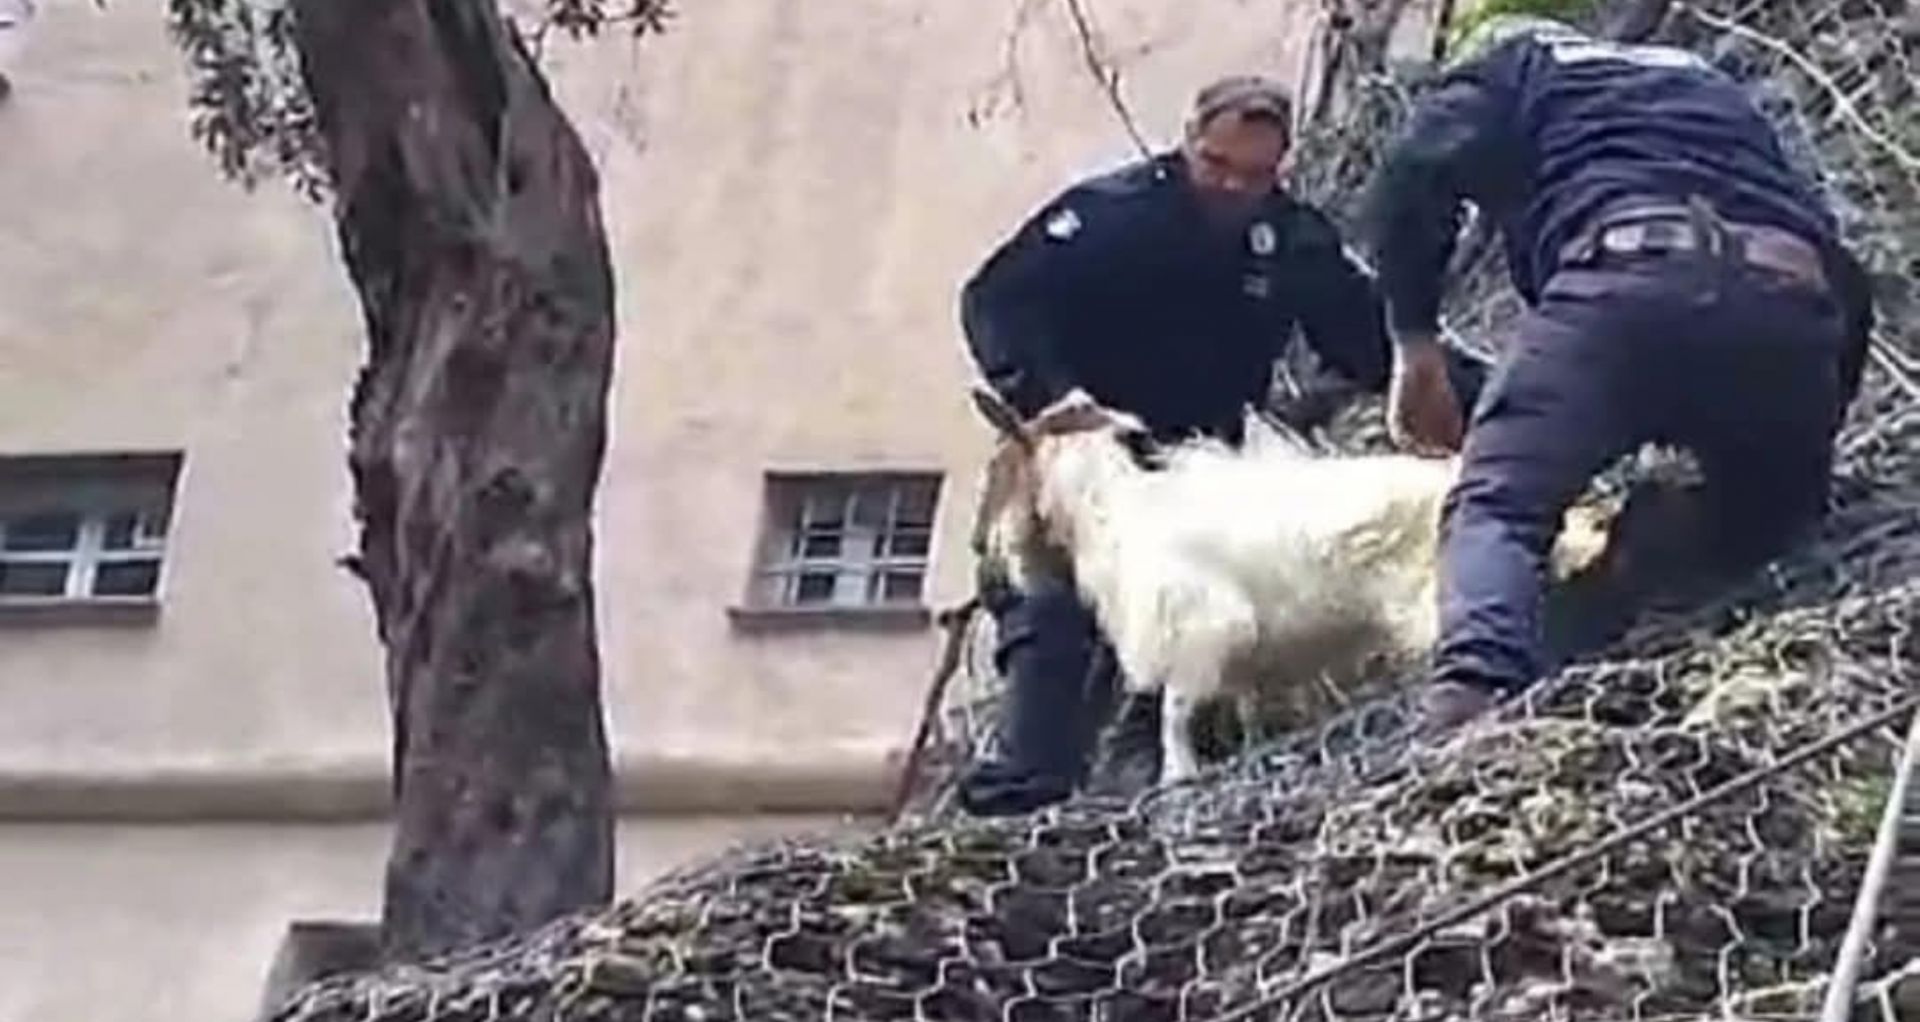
top-left (760, 479), bottom-right (933, 608)
top-left (0, 507), bottom-right (166, 601)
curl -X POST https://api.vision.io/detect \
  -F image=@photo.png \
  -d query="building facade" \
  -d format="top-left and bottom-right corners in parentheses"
top-left (0, 0), bottom-right (1373, 1018)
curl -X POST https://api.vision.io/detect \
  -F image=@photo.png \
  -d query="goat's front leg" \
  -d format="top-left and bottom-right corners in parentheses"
top-left (1151, 593), bottom-right (1254, 787)
top-left (1160, 686), bottom-right (1203, 785)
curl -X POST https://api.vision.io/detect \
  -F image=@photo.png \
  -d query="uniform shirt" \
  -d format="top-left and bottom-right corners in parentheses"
top-left (961, 152), bottom-right (1394, 443)
top-left (1365, 28), bottom-right (1852, 336)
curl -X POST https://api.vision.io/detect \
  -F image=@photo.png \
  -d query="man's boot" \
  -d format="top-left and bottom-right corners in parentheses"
top-left (958, 582), bottom-right (1107, 816)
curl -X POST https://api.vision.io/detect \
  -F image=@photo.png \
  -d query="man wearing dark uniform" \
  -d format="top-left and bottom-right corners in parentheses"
top-left (1365, 16), bottom-right (1876, 732)
top-left (957, 75), bottom-right (1487, 816)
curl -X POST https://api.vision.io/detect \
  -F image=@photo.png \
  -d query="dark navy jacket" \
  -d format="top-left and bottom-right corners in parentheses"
top-left (1365, 28), bottom-right (1874, 400)
top-left (961, 152), bottom-right (1395, 443)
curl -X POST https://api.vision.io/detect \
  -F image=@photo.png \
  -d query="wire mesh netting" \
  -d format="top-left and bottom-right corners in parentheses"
top-left (270, 2), bottom-right (1920, 1020)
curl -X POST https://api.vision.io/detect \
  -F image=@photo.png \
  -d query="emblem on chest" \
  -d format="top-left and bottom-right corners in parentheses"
top-left (1243, 220), bottom-right (1278, 299)
top-left (1248, 221), bottom-right (1277, 256)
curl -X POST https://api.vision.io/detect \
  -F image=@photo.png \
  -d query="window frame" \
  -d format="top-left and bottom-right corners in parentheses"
top-left (0, 451), bottom-right (181, 623)
top-left (0, 506), bottom-right (168, 602)
top-left (730, 469), bottom-right (943, 632)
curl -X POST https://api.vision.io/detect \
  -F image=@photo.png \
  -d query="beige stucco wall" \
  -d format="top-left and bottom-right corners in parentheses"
top-left (0, 813), bottom-right (863, 1022)
top-left (0, 0), bottom-right (1327, 800)
top-left (0, 0), bottom-right (1354, 1019)
top-left (576, 0), bottom-right (1326, 771)
top-left (0, 1), bottom-right (385, 777)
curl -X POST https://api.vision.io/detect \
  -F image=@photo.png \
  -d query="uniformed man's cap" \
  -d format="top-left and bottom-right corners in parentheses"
top-left (1186, 74), bottom-right (1294, 136)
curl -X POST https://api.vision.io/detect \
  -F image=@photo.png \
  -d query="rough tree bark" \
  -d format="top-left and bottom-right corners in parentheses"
top-left (289, 0), bottom-right (617, 962)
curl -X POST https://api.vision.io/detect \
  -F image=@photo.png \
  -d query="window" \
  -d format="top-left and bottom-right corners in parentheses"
top-left (0, 0), bottom-right (34, 103)
top-left (739, 471), bottom-right (942, 623)
top-left (0, 452), bottom-right (181, 614)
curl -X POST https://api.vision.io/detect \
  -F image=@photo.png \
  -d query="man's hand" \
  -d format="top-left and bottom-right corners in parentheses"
top-left (1388, 335), bottom-right (1464, 455)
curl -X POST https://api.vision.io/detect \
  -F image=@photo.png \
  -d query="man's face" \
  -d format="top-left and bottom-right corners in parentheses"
top-left (1181, 111), bottom-right (1288, 227)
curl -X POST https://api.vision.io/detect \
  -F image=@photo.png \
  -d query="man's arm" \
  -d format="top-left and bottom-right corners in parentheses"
top-left (1361, 66), bottom-right (1518, 451)
top-left (1285, 203), bottom-right (1394, 395)
top-left (1363, 74), bottom-right (1517, 346)
top-left (959, 190), bottom-right (1111, 419)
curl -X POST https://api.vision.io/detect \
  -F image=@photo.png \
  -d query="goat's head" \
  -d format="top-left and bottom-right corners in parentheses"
top-left (967, 386), bottom-right (1149, 587)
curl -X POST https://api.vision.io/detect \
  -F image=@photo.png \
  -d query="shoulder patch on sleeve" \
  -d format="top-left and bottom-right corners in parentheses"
top-left (1043, 206), bottom-right (1084, 241)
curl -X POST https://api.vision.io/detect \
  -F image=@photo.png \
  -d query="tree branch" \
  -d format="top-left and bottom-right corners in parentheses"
top-left (1059, 0), bottom-right (1153, 161)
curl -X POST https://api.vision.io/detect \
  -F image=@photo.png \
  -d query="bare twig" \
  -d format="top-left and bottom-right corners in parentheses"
top-left (966, 0), bottom-right (1047, 128)
top-left (1292, 6), bottom-right (1328, 138)
top-left (1680, 4), bottom-right (1920, 176)
top-left (1059, 0), bottom-right (1154, 162)
top-left (886, 597), bottom-right (983, 824)
top-left (1308, 6), bottom-right (1350, 124)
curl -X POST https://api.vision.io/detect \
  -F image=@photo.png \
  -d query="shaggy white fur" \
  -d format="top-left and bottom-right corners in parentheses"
top-left (973, 387), bottom-right (1610, 784)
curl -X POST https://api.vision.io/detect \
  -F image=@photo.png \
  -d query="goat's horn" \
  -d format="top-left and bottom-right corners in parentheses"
top-left (969, 385), bottom-right (1031, 444)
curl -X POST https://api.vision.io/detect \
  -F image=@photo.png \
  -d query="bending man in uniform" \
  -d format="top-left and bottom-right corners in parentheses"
top-left (1365, 16), bottom-right (1876, 733)
top-left (957, 74), bottom-right (1488, 816)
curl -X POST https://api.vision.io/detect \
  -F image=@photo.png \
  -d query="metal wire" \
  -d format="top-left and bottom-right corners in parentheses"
top-left (1816, 703), bottom-right (1920, 1022)
top-left (1218, 693), bottom-right (1920, 1022)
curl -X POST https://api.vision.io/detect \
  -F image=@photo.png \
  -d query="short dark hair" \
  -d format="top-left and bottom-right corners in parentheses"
top-left (1186, 74), bottom-right (1294, 141)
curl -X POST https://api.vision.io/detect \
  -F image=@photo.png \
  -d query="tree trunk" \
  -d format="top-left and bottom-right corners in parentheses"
top-left (289, 0), bottom-right (617, 962)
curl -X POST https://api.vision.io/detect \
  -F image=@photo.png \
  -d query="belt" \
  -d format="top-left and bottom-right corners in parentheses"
top-left (1559, 195), bottom-right (1831, 295)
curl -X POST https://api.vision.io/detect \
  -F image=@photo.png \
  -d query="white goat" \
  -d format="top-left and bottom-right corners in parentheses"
top-left (971, 386), bottom-right (1611, 783)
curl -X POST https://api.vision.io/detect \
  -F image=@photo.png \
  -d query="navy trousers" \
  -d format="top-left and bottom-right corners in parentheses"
top-left (1434, 251), bottom-right (1846, 695)
top-left (957, 350), bottom-right (1491, 817)
top-left (955, 574), bottom-right (1128, 816)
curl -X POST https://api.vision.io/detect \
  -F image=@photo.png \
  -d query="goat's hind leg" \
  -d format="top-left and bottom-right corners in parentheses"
top-left (1159, 685), bottom-right (1203, 785)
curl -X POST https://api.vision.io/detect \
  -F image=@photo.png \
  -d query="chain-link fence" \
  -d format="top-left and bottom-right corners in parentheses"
top-left (269, 2), bottom-right (1920, 1020)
